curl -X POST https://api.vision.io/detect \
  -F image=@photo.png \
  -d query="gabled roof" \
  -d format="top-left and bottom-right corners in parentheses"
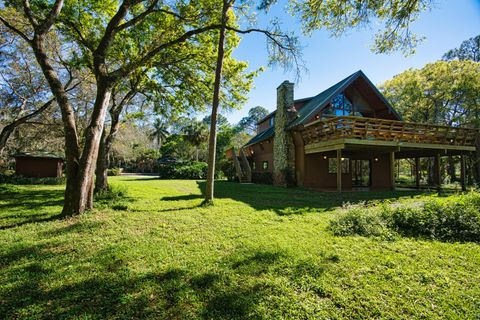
top-left (255, 96), bottom-right (315, 125)
top-left (288, 70), bottom-right (402, 128)
top-left (244, 70), bottom-right (402, 147)
top-left (244, 125), bottom-right (274, 147)
top-left (13, 151), bottom-right (64, 160)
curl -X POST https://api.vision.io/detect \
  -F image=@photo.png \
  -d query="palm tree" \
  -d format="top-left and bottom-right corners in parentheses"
top-left (150, 118), bottom-right (169, 151)
top-left (183, 120), bottom-right (209, 161)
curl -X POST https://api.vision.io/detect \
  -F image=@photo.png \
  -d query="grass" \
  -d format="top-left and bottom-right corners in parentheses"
top-left (1, 177), bottom-right (479, 319)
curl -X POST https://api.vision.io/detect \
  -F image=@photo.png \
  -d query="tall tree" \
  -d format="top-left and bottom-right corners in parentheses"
top-left (443, 35), bottom-right (480, 62)
top-left (183, 120), bottom-right (209, 161)
top-left (380, 60), bottom-right (480, 184)
top-left (238, 106), bottom-right (269, 134)
top-left (0, 0), bottom-right (248, 214)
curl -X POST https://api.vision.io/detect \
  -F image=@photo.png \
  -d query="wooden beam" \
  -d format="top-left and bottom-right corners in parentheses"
top-left (460, 154), bottom-right (466, 192)
top-left (337, 149), bottom-right (342, 192)
top-left (434, 154), bottom-right (441, 191)
top-left (415, 157), bottom-right (421, 189)
top-left (390, 152), bottom-right (396, 191)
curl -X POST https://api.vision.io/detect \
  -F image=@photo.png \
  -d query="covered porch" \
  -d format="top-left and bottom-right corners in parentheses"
top-left (299, 116), bottom-right (478, 192)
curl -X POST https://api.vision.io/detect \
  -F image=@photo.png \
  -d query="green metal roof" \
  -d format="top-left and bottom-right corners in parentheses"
top-left (244, 70), bottom-right (402, 147)
top-left (244, 126), bottom-right (274, 147)
top-left (287, 71), bottom-right (362, 128)
top-left (13, 151), bottom-right (64, 160)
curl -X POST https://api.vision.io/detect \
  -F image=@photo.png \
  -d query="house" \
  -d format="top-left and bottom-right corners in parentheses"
top-left (229, 71), bottom-right (478, 191)
top-left (14, 151), bottom-right (64, 178)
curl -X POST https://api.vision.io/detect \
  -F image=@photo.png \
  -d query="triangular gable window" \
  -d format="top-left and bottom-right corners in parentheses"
top-left (323, 93), bottom-right (356, 117)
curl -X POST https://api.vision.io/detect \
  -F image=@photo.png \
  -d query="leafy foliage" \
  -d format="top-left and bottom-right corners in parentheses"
top-left (158, 161), bottom-right (209, 179)
top-left (289, 0), bottom-right (432, 55)
top-left (331, 192), bottom-right (480, 242)
top-left (443, 34), bottom-right (480, 62)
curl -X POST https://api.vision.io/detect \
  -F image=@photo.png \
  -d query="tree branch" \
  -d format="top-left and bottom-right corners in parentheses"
top-left (0, 15), bottom-right (31, 42)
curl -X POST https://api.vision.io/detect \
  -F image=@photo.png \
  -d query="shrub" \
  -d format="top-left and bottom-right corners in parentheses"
top-left (158, 161), bottom-right (208, 179)
top-left (0, 175), bottom-right (65, 185)
top-left (219, 159), bottom-right (237, 181)
top-left (107, 167), bottom-right (122, 176)
top-left (330, 192), bottom-right (480, 242)
top-left (330, 206), bottom-right (393, 238)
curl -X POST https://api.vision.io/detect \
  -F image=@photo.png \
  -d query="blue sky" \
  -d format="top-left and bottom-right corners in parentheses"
top-left (218, 0), bottom-right (480, 124)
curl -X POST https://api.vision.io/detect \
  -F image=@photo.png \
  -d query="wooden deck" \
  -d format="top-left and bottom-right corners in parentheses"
top-left (301, 116), bottom-right (478, 154)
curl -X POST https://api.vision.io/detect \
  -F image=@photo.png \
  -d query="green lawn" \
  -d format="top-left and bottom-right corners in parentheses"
top-left (1, 177), bottom-right (479, 319)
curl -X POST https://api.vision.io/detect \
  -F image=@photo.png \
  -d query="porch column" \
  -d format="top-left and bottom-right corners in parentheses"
top-left (337, 149), bottom-right (342, 192)
top-left (434, 154), bottom-right (441, 191)
top-left (390, 151), bottom-right (396, 191)
top-left (460, 154), bottom-right (466, 192)
top-left (415, 157), bottom-right (421, 189)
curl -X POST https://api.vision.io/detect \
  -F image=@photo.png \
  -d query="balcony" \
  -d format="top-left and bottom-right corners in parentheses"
top-left (301, 116), bottom-right (478, 154)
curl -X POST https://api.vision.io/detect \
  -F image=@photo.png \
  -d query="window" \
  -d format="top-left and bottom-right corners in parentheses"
top-left (324, 93), bottom-right (354, 117)
top-left (252, 162), bottom-right (256, 170)
top-left (262, 161), bottom-right (269, 170)
top-left (328, 158), bottom-right (350, 174)
top-left (269, 116), bottom-right (275, 127)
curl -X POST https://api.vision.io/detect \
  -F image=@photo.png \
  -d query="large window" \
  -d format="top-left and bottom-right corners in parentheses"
top-left (328, 158), bottom-right (350, 174)
top-left (324, 93), bottom-right (353, 116)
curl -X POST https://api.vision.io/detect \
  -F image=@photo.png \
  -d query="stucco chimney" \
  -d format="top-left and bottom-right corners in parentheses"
top-left (273, 81), bottom-right (296, 186)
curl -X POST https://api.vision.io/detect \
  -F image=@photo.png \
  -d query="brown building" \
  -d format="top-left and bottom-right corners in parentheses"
top-left (14, 152), bottom-right (64, 178)
top-left (229, 71), bottom-right (478, 191)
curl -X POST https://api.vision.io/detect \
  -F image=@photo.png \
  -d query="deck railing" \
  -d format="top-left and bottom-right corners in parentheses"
top-left (301, 116), bottom-right (478, 147)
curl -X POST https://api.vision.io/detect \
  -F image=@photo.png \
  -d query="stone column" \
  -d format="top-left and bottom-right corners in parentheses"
top-left (273, 81), bottom-right (296, 186)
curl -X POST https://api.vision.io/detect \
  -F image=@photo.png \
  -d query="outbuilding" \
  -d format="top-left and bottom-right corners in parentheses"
top-left (14, 151), bottom-right (64, 178)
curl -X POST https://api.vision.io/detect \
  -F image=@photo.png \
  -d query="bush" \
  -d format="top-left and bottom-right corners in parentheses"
top-left (330, 205), bottom-right (393, 238)
top-left (219, 159), bottom-right (237, 181)
top-left (330, 192), bottom-right (480, 242)
top-left (0, 174), bottom-right (65, 185)
top-left (107, 167), bottom-right (122, 176)
top-left (158, 161), bottom-right (208, 179)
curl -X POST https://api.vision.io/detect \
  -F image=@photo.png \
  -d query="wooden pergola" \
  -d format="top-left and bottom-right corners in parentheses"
top-left (300, 116), bottom-right (479, 191)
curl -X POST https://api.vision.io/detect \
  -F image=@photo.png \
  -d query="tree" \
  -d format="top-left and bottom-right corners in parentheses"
top-left (380, 60), bottom-right (480, 184)
top-left (150, 118), bottom-right (169, 150)
top-left (0, 0), bottom-right (251, 214)
top-left (0, 20), bottom-right (79, 155)
top-left (183, 121), bottom-right (209, 161)
top-left (443, 35), bottom-right (480, 62)
top-left (261, 0), bottom-right (433, 55)
top-left (203, 0), bottom-right (302, 204)
top-left (238, 106), bottom-right (269, 134)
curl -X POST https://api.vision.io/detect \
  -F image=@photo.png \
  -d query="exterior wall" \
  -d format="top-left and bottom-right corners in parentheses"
top-left (303, 152), bottom-right (353, 189)
top-left (301, 151), bottom-right (393, 190)
top-left (292, 131), bottom-right (305, 186)
top-left (370, 153), bottom-right (393, 189)
top-left (257, 118), bottom-right (272, 133)
top-left (15, 157), bottom-right (63, 178)
top-left (249, 140), bottom-right (274, 174)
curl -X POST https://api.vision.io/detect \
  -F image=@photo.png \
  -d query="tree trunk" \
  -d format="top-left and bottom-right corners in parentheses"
top-left (94, 88), bottom-right (135, 192)
top-left (204, 0), bottom-right (229, 203)
top-left (95, 127), bottom-right (109, 193)
top-left (31, 34), bottom-right (82, 215)
top-left (75, 81), bottom-right (113, 213)
top-left (447, 156), bottom-right (456, 182)
top-left (475, 134), bottom-right (480, 186)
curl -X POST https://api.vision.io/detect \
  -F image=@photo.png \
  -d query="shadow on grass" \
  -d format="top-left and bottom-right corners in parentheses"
top-left (0, 244), bottom-right (334, 319)
top-left (0, 186), bottom-right (65, 229)
top-left (182, 181), bottom-right (428, 216)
